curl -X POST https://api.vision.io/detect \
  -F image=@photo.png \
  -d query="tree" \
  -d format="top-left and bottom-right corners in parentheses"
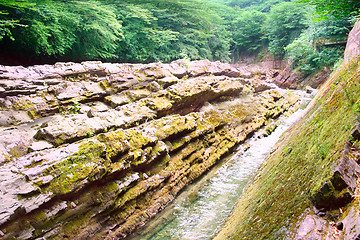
top-left (0, 0), bottom-right (124, 63)
top-left (299, 0), bottom-right (360, 19)
top-left (114, 0), bottom-right (231, 63)
top-left (285, 16), bottom-right (349, 76)
top-left (68, 1), bottom-right (123, 60)
top-left (265, 2), bottom-right (309, 58)
top-left (231, 10), bottom-right (266, 55)
top-left (0, 0), bottom-right (32, 40)
top-left (225, 0), bottom-right (291, 12)
top-left (114, 2), bottom-right (178, 63)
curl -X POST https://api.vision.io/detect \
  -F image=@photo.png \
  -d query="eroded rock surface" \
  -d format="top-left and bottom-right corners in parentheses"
top-left (273, 64), bottom-right (331, 90)
top-left (0, 59), bottom-right (300, 239)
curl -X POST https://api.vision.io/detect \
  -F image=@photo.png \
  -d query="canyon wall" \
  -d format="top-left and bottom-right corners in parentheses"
top-left (0, 60), bottom-right (300, 239)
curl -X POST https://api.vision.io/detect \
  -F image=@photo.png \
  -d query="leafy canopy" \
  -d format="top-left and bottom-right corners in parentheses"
top-left (0, 0), bottom-right (232, 64)
top-left (0, 0), bottom-right (356, 68)
top-left (299, 0), bottom-right (360, 19)
top-left (265, 1), bottom-right (309, 58)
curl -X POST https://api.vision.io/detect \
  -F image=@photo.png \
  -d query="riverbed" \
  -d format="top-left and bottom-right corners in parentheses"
top-left (128, 91), bottom-right (313, 240)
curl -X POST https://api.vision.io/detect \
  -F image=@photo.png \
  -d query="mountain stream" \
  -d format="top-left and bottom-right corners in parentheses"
top-left (129, 90), bottom-right (313, 240)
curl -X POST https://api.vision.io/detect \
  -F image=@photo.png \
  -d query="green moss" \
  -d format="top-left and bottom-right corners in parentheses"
top-left (29, 210), bottom-right (47, 228)
top-left (126, 129), bottom-right (154, 150)
top-left (106, 181), bottom-right (121, 192)
top-left (97, 130), bottom-right (130, 160)
top-left (12, 99), bottom-right (35, 111)
top-left (144, 97), bottom-right (173, 111)
top-left (43, 140), bottom-right (107, 195)
top-left (8, 144), bottom-right (28, 160)
top-left (126, 89), bottom-right (152, 101)
top-left (11, 98), bottom-right (41, 119)
top-left (27, 108), bottom-right (40, 119)
top-left (61, 211), bottom-right (92, 236)
top-left (215, 58), bottom-right (360, 240)
top-left (98, 80), bottom-right (113, 91)
top-left (154, 117), bottom-right (196, 140)
top-left (112, 175), bottom-right (165, 210)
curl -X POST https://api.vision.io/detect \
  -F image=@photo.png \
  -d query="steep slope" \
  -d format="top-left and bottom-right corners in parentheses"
top-left (215, 21), bottom-right (360, 239)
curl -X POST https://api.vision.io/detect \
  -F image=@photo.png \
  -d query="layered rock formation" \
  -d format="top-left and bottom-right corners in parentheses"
top-left (0, 59), bottom-right (300, 239)
top-left (273, 64), bottom-right (331, 90)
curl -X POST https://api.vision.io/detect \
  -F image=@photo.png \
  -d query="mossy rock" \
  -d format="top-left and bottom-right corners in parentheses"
top-left (97, 130), bottom-right (130, 160)
top-left (42, 140), bottom-right (107, 195)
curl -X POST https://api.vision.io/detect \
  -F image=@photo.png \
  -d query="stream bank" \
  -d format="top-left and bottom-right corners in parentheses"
top-left (0, 60), bottom-right (300, 239)
top-left (215, 21), bottom-right (360, 240)
top-left (128, 92), bottom-right (312, 240)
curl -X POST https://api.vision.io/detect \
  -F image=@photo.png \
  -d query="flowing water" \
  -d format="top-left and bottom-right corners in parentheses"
top-left (130, 91), bottom-right (312, 240)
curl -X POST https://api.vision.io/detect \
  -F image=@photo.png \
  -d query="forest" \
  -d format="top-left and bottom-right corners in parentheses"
top-left (0, 0), bottom-right (359, 76)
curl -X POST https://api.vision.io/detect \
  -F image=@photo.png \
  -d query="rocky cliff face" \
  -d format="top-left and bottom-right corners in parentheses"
top-left (273, 64), bottom-right (331, 90)
top-left (344, 20), bottom-right (360, 66)
top-left (0, 60), bottom-right (299, 239)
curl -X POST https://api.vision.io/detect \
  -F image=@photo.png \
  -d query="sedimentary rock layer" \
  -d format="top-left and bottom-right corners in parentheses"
top-left (0, 60), bottom-right (299, 239)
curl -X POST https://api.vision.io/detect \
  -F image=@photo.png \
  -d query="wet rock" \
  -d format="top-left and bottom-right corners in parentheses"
top-left (105, 94), bottom-right (132, 108)
top-left (165, 60), bottom-right (188, 78)
top-left (344, 20), bottom-right (360, 65)
top-left (351, 123), bottom-right (360, 141)
top-left (0, 110), bottom-right (33, 126)
top-left (79, 101), bottom-right (109, 114)
top-left (156, 77), bottom-right (179, 88)
top-left (254, 83), bottom-right (273, 93)
top-left (138, 62), bottom-right (172, 79)
top-left (306, 86), bottom-right (314, 94)
top-left (315, 208), bottom-right (327, 217)
top-left (34, 114), bottom-right (110, 146)
top-left (272, 64), bottom-right (330, 89)
top-left (0, 125), bottom-right (37, 164)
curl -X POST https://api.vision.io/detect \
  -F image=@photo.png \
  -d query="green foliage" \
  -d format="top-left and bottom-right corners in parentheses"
top-left (285, 16), bottom-right (349, 76)
top-left (310, 17), bottom-right (352, 42)
top-left (299, 0), bottom-right (360, 19)
top-left (0, 0), bottom-right (353, 65)
top-left (232, 10), bottom-right (266, 54)
top-left (0, 0), bottom-right (232, 64)
top-left (120, 0), bottom-right (233, 62)
top-left (0, 0), bottom-right (31, 40)
top-left (0, 19), bottom-right (24, 41)
top-left (0, 0), bottom-right (124, 62)
top-left (265, 2), bottom-right (310, 58)
top-left (68, 99), bottom-right (80, 114)
top-left (226, 0), bottom-right (291, 12)
top-left (114, 2), bottom-right (177, 63)
top-left (285, 32), bottom-right (315, 73)
top-left (69, 1), bottom-right (123, 60)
